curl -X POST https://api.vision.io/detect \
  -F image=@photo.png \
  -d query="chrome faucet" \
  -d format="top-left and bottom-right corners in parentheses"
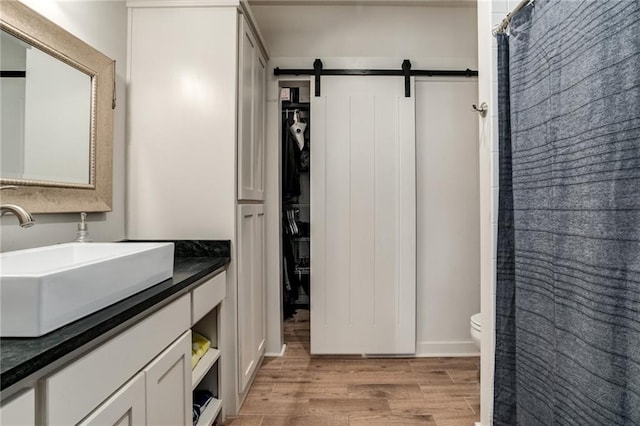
top-left (1, 186), bottom-right (35, 228)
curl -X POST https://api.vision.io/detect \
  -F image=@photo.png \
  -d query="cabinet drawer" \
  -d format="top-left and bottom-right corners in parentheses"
top-left (43, 294), bottom-right (190, 425)
top-left (191, 271), bottom-right (226, 325)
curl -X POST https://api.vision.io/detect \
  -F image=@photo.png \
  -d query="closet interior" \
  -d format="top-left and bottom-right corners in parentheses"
top-left (280, 81), bottom-right (311, 320)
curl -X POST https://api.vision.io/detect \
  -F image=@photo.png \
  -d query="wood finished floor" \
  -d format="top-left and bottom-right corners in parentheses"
top-left (224, 309), bottom-right (480, 426)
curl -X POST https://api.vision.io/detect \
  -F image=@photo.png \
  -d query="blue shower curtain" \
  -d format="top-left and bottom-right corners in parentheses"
top-left (493, 1), bottom-right (640, 424)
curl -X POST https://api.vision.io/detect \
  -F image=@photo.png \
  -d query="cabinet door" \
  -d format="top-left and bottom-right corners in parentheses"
top-left (252, 50), bottom-right (266, 199)
top-left (253, 203), bottom-right (266, 366)
top-left (237, 16), bottom-right (257, 201)
top-left (79, 373), bottom-right (145, 426)
top-left (238, 15), bottom-right (266, 202)
top-left (237, 204), bottom-right (266, 393)
top-left (0, 389), bottom-right (35, 426)
top-left (145, 331), bottom-right (192, 426)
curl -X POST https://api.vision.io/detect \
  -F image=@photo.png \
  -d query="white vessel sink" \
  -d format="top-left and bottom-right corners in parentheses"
top-left (0, 242), bottom-right (174, 337)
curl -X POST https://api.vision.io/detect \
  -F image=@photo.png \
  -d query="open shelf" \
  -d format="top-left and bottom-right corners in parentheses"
top-left (192, 348), bottom-right (221, 391)
top-left (195, 398), bottom-right (222, 426)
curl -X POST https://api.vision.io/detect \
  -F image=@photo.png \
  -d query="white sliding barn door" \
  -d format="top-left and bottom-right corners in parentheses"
top-left (311, 76), bottom-right (416, 354)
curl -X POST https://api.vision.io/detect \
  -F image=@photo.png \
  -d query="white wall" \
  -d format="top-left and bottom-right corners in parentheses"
top-left (254, 4), bottom-right (480, 356)
top-left (254, 4), bottom-right (477, 67)
top-left (415, 78), bottom-right (480, 356)
top-left (1, 0), bottom-right (127, 252)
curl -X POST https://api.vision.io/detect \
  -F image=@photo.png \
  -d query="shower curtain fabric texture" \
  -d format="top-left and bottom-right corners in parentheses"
top-left (494, 1), bottom-right (640, 425)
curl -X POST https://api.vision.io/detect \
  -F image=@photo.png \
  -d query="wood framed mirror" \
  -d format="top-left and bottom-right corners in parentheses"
top-left (0, 0), bottom-right (115, 213)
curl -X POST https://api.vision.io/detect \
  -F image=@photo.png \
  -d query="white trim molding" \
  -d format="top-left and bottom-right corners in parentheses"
top-left (126, 0), bottom-right (240, 7)
top-left (416, 341), bottom-right (480, 357)
top-left (264, 344), bottom-right (287, 357)
top-left (249, 0), bottom-right (475, 6)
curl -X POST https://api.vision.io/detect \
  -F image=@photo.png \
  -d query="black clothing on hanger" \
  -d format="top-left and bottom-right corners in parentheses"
top-left (282, 116), bottom-right (301, 199)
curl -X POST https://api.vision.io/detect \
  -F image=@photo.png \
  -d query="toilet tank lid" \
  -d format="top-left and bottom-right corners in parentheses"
top-left (471, 313), bottom-right (482, 327)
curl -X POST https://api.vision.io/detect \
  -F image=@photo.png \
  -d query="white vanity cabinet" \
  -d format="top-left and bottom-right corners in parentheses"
top-left (43, 295), bottom-right (191, 425)
top-left (126, 0), bottom-right (269, 415)
top-left (237, 204), bottom-right (266, 393)
top-left (0, 388), bottom-right (35, 426)
top-left (238, 14), bottom-right (266, 202)
top-left (40, 295), bottom-right (191, 425)
top-left (0, 269), bottom-right (228, 426)
top-left (77, 335), bottom-right (194, 426)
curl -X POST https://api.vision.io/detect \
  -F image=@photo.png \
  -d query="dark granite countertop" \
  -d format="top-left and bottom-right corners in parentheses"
top-left (0, 240), bottom-right (230, 392)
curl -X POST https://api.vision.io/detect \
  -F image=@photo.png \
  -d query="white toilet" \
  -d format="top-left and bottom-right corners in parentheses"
top-left (470, 313), bottom-right (481, 350)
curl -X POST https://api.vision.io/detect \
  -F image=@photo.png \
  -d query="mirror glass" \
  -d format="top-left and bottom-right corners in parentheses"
top-left (1, 30), bottom-right (93, 186)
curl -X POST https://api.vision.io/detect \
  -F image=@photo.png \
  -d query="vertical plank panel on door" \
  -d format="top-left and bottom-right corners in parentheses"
top-left (349, 96), bottom-right (375, 328)
top-left (324, 95), bottom-right (352, 336)
top-left (310, 94), bottom-right (326, 354)
top-left (373, 93), bottom-right (399, 350)
top-left (397, 94), bottom-right (417, 353)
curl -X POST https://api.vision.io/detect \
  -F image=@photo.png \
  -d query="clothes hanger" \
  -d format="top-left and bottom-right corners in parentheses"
top-left (290, 109), bottom-right (307, 150)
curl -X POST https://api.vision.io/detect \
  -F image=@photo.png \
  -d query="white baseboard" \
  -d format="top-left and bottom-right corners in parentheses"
top-left (264, 344), bottom-right (287, 357)
top-left (415, 341), bottom-right (480, 357)
top-left (267, 342), bottom-right (478, 357)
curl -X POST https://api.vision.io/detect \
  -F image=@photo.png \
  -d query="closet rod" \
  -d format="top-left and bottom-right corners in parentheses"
top-left (274, 59), bottom-right (478, 97)
top-left (274, 69), bottom-right (478, 77)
